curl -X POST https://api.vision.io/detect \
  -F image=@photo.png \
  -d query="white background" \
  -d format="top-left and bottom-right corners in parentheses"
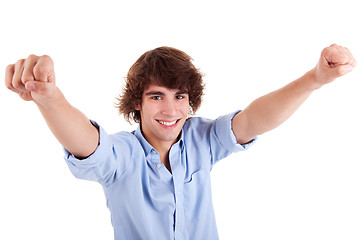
top-left (1, 0), bottom-right (359, 239)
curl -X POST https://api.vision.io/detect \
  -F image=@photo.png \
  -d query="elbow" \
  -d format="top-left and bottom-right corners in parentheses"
top-left (232, 111), bottom-right (257, 144)
top-left (68, 125), bottom-right (100, 159)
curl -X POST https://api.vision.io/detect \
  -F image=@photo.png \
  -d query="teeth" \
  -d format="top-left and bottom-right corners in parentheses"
top-left (158, 120), bottom-right (177, 126)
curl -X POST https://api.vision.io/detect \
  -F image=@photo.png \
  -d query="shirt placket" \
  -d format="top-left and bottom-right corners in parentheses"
top-left (169, 147), bottom-right (185, 239)
top-left (148, 148), bottom-right (176, 239)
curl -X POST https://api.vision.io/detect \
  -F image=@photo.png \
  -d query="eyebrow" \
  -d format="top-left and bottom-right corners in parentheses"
top-left (145, 91), bottom-right (164, 96)
top-left (145, 90), bottom-right (188, 96)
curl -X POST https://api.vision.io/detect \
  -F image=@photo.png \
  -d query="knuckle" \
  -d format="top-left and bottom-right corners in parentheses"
top-left (6, 64), bottom-right (14, 72)
top-left (15, 58), bottom-right (25, 67)
top-left (5, 80), bottom-right (13, 90)
top-left (12, 79), bottom-right (23, 89)
top-left (33, 64), bottom-right (47, 78)
top-left (27, 54), bottom-right (38, 60)
top-left (33, 55), bottom-right (54, 80)
top-left (321, 47), bottom-right (330, 56)
top-left (40, 54), bottom-right (53, 63)
top-left (25, 54), bottom-right (39, 65)
top-left (21, 73), bottom-right (33, 84)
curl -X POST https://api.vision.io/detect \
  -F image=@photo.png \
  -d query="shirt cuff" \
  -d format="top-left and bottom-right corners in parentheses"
top-left (215, 110), bottom-right (257, 153)
top-left (63, 120), bottom-right (111, 168)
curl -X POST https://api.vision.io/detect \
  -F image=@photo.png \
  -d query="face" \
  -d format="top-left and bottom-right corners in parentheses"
top-left (136, 85), bottom-right (190, 150)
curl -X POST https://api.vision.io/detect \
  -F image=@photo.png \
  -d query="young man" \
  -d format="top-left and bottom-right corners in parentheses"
top-left (5, 45), bottom-right (356, 239)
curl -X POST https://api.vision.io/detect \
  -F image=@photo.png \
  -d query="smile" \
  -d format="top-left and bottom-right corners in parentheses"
top-left (157, 119), bottom-right (179, 126)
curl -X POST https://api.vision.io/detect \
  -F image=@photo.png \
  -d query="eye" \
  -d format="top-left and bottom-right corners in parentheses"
top-left (151, 96), bottom-right (162, 100)
top-left (176, 95), bottom-right (185, 100)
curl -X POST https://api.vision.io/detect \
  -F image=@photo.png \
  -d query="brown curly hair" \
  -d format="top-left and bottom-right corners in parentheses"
top-left (116, 46), bottom-right (205, 123)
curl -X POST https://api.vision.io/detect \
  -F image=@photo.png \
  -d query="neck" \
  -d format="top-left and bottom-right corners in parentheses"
top-left (140, 128), bottom-right (180, 174)
top-left (149, 140), bottom-right (173, 174)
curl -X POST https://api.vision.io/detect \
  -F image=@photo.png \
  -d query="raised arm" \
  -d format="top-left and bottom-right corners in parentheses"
top-left (232, 44), bottom-right (356, 144)
top-left (5, 55), bottom-right (99, 158)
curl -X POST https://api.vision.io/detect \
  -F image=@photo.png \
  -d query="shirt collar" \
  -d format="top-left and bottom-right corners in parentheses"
top-left (134, 125), bottom-right (184, 157)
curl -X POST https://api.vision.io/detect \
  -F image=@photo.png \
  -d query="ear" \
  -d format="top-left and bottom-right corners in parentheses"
top-left (135, 103), bottom-right (141, 111)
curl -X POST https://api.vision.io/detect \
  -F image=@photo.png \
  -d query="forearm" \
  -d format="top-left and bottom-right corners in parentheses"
top-left (5, 55), bottom-right (99, 158)
top-left (233, 44), bottom-right (356, 144)
top-left (36, 88), bottom-right (99, 158)
top-left (233, 70), bottom-right (318, 143)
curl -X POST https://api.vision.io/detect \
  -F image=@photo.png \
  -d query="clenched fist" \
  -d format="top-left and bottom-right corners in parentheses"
top-left (313, 44), bottom-right (356, 87)
top-left (5, 54), bottom-right (57, 104)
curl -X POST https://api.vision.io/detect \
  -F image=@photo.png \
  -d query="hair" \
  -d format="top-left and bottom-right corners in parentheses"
top-left (116, 46), bottom-right (205, 123)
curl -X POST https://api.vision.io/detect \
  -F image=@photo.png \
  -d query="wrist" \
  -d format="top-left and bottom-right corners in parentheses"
top-left (34, 87), bottom-right (66, 109)
top-left (303, 68), bottom-right (325, 91)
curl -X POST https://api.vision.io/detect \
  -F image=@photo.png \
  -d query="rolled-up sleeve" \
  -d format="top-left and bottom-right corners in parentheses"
top-left (209, 110), bottom-right (257, 166)
top-left (214, 110), bottom-right (257, 152)
top-left (63, 120), bottom-right (133, 187)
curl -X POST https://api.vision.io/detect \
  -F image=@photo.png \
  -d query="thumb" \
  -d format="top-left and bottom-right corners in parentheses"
top-left (337, 64), bottom-right (354, 75)
top-left (326, 64), bottom-right (354, 79)
top-left (25, 80), bottom-right (50, 94)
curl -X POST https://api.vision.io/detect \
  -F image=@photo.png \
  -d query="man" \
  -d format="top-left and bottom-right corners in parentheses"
top-left (5, 45), bottom-right (356, 239)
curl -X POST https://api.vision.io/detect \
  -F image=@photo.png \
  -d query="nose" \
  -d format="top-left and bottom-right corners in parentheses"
top-left (161, 98), bottom-right (177, 116)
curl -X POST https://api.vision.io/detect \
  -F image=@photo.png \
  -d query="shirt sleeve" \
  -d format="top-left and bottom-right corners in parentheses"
top-left (63, 120), bottom-right (134, 187)
top-left (210, 110), bottom-right (257, 165)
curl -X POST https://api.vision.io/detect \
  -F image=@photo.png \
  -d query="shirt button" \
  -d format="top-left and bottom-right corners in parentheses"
top-left (156, 163), bottom-right (162, 168)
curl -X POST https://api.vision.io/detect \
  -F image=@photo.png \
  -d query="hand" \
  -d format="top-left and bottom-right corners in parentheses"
top-left (5, 55), bottom-right (56, 104)
top-left (313, 44), bottom-right (356, 87)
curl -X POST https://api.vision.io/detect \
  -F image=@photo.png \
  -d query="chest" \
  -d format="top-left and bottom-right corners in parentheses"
top-left (105, 147), bottom-right (213, 221)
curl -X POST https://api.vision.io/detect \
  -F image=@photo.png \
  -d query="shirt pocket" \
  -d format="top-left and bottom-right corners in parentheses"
top-left (183, 169), bottom-right (212, 222)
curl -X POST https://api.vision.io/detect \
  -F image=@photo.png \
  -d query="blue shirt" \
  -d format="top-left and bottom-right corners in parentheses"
top-left (64, 111), bottom-right (256, 240)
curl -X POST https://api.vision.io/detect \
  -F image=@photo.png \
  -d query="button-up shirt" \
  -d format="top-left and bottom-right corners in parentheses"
top-left (64, 111), bottom-right (256, 240)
